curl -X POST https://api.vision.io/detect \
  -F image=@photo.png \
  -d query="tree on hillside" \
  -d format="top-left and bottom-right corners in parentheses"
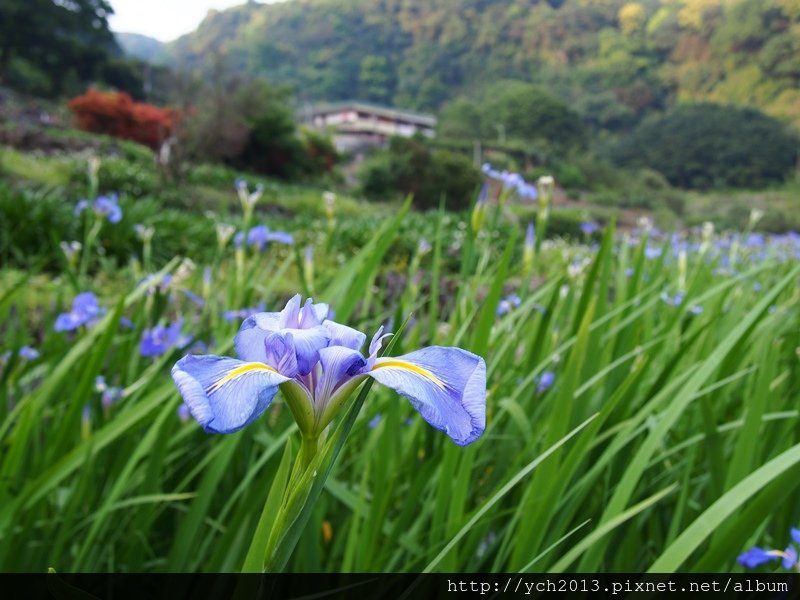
top-left (609, 103), bottom-right (798, 188)
top-left (437, 81), bottom-right (587, 155)
top-left (0, 0), bottom-right (142, 97)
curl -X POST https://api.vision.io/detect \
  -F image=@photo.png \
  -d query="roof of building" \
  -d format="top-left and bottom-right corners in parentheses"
top-left (306, 101), bottom-right (437, 127)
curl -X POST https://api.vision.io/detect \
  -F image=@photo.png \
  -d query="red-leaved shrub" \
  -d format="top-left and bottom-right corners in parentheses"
top-left (68, 89), bottom-right (179, 150)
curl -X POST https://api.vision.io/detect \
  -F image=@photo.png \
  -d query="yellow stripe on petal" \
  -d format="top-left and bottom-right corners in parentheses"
top-left (206, 362), bottom-right (279, 394)
top-left (371, 359), bottom-right (446, 390)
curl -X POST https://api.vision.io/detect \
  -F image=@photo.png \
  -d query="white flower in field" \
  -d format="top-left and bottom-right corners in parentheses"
top-left (417, 238), bottom-right (432, 257)
top-left (87, 156), bottom-right (101, 181)
top-left (637, 216), bottom-right (654, 233)
top-left (235, 179), bottom-right (264, 210)
top-left (568, 258), bottom-right (590, 280)
top-left (323, 191), bottom-right (336, 219)
top-left (60, 240), bottom-right (82, 262)
top-left (559, 284), bottom-right (570, 299)
top-left (537, 175), bottom-right (554, 188)
top-left (702, 221), bottom-right (714, 241)
top-left (216, 223), bottom-right (236, 249)
top-left (678, 250), bottom-right (688, 292)
top-left (134, 224), bottom-right (155, 243)
top-left (749, 208), bottom-right (765, 228)
top-left (174, 258), bottom-right (196, 285)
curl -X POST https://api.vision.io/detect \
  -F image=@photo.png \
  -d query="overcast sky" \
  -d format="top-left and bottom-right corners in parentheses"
top-left (108, 0), bottom-right (286, 42)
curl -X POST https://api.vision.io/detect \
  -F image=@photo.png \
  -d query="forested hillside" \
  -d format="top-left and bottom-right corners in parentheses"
top-left (163, 0), bottom-right (800, 131)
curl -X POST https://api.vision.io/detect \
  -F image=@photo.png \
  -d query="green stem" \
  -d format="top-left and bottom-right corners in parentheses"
top-left (298, 435), bottom-right (319, 471)
top-left (78, 218), bottom-right (102, 283)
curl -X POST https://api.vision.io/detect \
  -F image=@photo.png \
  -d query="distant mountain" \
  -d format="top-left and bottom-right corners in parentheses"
top-left (160, 0), bottom-right (800, 130)
top-left (117, 32), bottom-right (167, 64)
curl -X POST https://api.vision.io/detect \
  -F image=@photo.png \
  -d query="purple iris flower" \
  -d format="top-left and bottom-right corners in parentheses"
top-left (75, 194), bottom-right (122, 224)
top-left (737, 547), bottom-right (782, 568)
top-left (738, 527), bottom-right (800, 571)
top-left (644, 246), bottom-right (662, 260)
top-left (516, 182), bottom-right (538, 200)
top-left (496, 294), bottom-right (522, 317)
top-left (54, 292), bottom-right (105, 332)
top-left (1, 345), bottom-right (39, 365)
top-left (234, 225), bottom-right (294, 251)
top-left (580, 222), bottom-right (600, 236)
top-left (482, 163), bottom-right (538, 200)
top-left (660, 291), bottom-right (685, 307)
top-left (172, 295), bottom-right (486, 446)
top-left (537, 371), bottom-right (556, 393)
top-left (19, 346), bottom-right (40, 361)
top-left (140, 320), bottom-right (193, 357)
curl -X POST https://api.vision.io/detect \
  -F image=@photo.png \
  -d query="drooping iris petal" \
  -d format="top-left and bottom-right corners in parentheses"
top-left (365, 326), bottom-right (392, 370)
top-left (290, 327), bottom-right (331, 375)
top-left (54, 312), bottom-right (84, 332)
top-left (279, 295), bottom-right (302, 327)
top-left (265, 231), bottom-right (295, 246)
top-left (235, 312), bottom-right (282, 362)
top-left (316, 345), bottom-right (367, 405)
top-left (54, 292), bottom-right (105, 331)
top-left (737, 547), bottom-right (782, 568)
top-left (74, 199), bottom-right (90, 216)
top-left (782, 546), bottom-right (797, 569)
top-left (263, 331), bottom-right (299, 378)
top-left (171, 355), bottom-right (288, 434)
top-left (791, 528), bottom-right (800, 545)
top-left (298, 297), bottom-right (328, 328)
top-left (368, 347), bottom-right (486, 446)
top-left (323, 321), bottom-right (367, 351)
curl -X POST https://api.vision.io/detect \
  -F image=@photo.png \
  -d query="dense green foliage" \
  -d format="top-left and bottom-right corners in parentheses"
top-left (438, 81), bottom-right (587, 154)
top-left (164, 0), bottom-right (800, 130)
top-left (610, 104), bottom-right (799, 189)
top-left (0, 0), bottom-right (143, 98)
top-left (360, 137), bottom-right (482, 210)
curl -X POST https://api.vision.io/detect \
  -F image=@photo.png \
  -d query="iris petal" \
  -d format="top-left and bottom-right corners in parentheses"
top-left (279, 295), bottom-right (302, 327)
top-left (234, 312), bottom-right (281, 361)
top-left (782, 546), bottom-right (797, 569)
top-left (171, 355), bottom-right (288, 434)
top-left (368, 347), bottom-right (486, 446)
top-left (791, 528), bottom-right (800, 545)
top-left (737, 547), bottom-right (781, 568)
top-left (324, 321), bottom-right (367, 351)
top-left (290, 326), bottom-right (331, 375)
top-left (317, 345), bottom-right (367, 405)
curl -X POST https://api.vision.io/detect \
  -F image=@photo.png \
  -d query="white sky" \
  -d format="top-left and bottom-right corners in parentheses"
top-left (108, 0), bottom-right (285, 43)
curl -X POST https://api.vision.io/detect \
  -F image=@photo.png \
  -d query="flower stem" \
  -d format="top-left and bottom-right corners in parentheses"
top-left (298, 435), bottom-right (318, 471)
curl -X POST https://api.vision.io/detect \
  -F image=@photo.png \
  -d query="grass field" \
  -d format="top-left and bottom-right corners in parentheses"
top-left (1, 153), bottom-right (799, 573)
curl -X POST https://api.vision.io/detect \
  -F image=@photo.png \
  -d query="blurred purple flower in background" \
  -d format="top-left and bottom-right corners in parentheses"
top-left (75, 194), bottom-right (122, 224)
top-left (54, 292), bottom-right (105, 332)
top-left (497, 294), bottom-right (522, 317)
top-left (580, 222), bottom-right (600, 236)
top-left (140, 320), bottom-right (193, 357)
top-left (537, 371), bottom-right (556, 393)
top-left (738, 527), bottom-right (800, 571)
top-left (234, 225), bottom-right (294, 251)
